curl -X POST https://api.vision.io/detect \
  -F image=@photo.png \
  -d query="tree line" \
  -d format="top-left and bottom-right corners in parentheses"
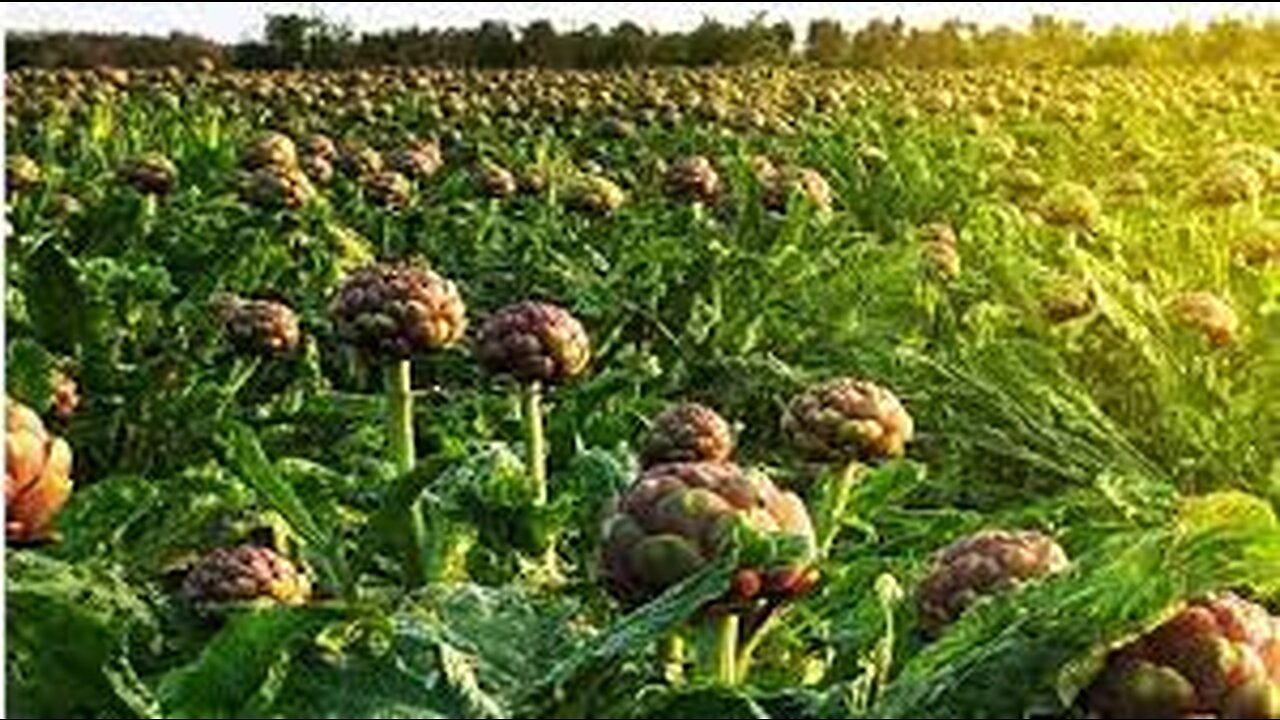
top-left (7, 12), bottom-right (1280, 70)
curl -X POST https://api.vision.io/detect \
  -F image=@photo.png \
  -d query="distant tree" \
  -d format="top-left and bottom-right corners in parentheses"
top-left (9, 10), bottom-right (1280, 71)
top-left (603, 21), bottom-right (650, 67)
top-left (805, 19), bottom-right (847, 66)
top-left (520, 20), bottom-right (560, 67)
top-left (474, 20), bottom-right (516, 67)
top-left (850, 17), bottom-right (905, 68)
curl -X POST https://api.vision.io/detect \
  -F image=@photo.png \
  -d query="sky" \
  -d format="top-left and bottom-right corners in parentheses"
top-left (4, 2), bottom-right (1279, 43)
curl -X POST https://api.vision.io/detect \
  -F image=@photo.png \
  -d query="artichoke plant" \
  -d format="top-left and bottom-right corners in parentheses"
top-left (7, 154), bottom-right (41, 195)
top-left (1041, 181), bottom-right (1102, 230)
top-left (783, 378), bottom-right (913, 463)
top-left (1085, 593), bottom-right (1280, 719)
top-left (564, 174), bottom-right (627, 215)
top-left (213, 294), bottom-right (301, 358)
top-left (364, 170), bottom-right (412, 209)
top-left (1198, 160), bottom-right (1263, 206)
top-left (338, 143), bottom-right (384, 179)
top-left (640, 402), bottom-right (734, 468)
top-left (917, 529), bottom-right (1070, 634)
top-left (389, 140), bottom-right (443, 180)
top-left (331, 260), bottom-right (467, 361)
top-left (181, 545), bottom-right (311, 607)
top-left (120, 152), bottom-right (177, 195)
top-left (475, 301), bottom-right (589, 507)
top-left (1043, 280), bottom-right (1096, 323)
top-left (475, 160), bottom-right (517, 198)
top-left (1169, 291), bottom-right (1238, 346)
top-left (305, 133), bottom-right (337, 161)
top-left (330, 259), bottom-right (466, 585)
top-left (240, 165), bottom-right (314, 209)
top-left (50, 368), bottom-right (80, 422)
top-left (1236, 221), bottom-right (1280, 268)
top-left (6, 399), bottom-right (73, 543)
top-left (919, 221), bottom-right (961, 280)
top-left (602, 460), bottom-right (817, 683)
top-left (665, 155), bottom-right (722, 205)
top-left (241, 131), bottom-right (299, 171)
top-left (783, 377), bottom-right (913, 555)
top-left (762, 164), bottom-right (832, 212)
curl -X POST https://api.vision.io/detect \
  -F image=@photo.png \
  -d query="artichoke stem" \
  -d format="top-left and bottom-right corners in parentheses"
top-left (522, 381), bottom-right (547, 506)
top-left (737, 602), bottom-right (782, 681)
top-left (387, 359), bottom-right (428, 587)
top-left (385, 359), bottom-right (415, 474)
top-left (711, 613), bottom-right (740, 685)
top-left (660, 633), bottom-right (686, 685)
top-left (820, 459), bottom-right (866, 558)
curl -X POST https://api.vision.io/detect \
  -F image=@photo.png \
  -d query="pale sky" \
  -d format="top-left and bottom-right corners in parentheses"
top-left (4, 3), bottom-right (1278, 42)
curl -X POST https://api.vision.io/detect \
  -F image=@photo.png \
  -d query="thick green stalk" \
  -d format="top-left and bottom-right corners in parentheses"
top-left (660, 633), bottom-right (686, 685)
top-left (386, 359), bottom-right (415, 474)
top-left (386, 359), bottom-right (426, 586)
top-left (736, 603), bottom-right (783, 682)
top-left (522, 381), bottom-right (547, 506)
top-left (711, 613), bottom-right (740, 685)
top-left (820, 458), bottom-right (866, 558)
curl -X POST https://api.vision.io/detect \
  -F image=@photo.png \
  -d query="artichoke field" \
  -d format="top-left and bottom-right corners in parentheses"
top-left (4, 64), bottom-right (1280, 719)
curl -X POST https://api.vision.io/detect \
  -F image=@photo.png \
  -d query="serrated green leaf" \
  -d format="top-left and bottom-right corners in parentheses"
top-left (527, 550), bottom-right (738, 716)
top-left (158, 607), bottom-right (337, 719)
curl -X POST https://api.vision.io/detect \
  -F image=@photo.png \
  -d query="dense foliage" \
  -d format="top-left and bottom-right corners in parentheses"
top-left (9, 13), bottom-right (1280, 70)
top-left (5, 60), bottom-right (1280, 718)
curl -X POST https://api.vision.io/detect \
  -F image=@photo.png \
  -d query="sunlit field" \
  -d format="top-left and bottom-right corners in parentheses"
top-left (6, 55), bottom-right (1280, 718)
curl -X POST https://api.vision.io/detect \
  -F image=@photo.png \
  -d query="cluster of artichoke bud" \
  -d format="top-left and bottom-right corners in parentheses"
top-left (181, 545), bottom-right (311, 606)
top-left (7, 154), bottom-right (41, 194)
top-left (1111, 170), bottom-right (1150, 197)
top-left (305, 134), bottom-right (337, 162)
top-left (120, 152), bottom-right (178, 195)
top-left (1085, 593), bottom-right (1280, 719)
top-left (1235, 221), bottom-right (1280, 268)
top-left (917, 529), bottom-right (1070, 634)
top-left (1040, 181), bottom-right (1102, 230)
top-left (474, 160), bottom-right (517, 198)
top-left (237, 132), bottom-right (315, 208)
top-left (602, 459), bottom-right (818, 606)
top-left (1198, 160), bottom-right (1265, 207)
top-left (665, 155), bottom-right (722, 205)
top-left (518, 168), bottom-right (548, 196)
top-left (564, 174), bottom-right (627, 215)
top-left (241, 132), bottom-right (298, 172)
top-left (301, 154), bottom-right (334, 184)
top-left (475, 301), bottom-right (590, 385)
top-left (1043, 280), bottom-right (1096, 323)
top-left (364, 170), bottom-right (413, 209)
top-left (919, 221), bottom-right (961, 280)
top-left (1169, 291), bottom-right (1238, 346)
top-left (330, 260), bottom-right (467, 358)
top-left (240, 163), bottom-right (314, 209)
top-left (301, 133), bottom-right (337, 184)
top-left (338, 143), bottom-right (385, 179)
top-left (782, 377), bottom-right (914, 462)
top-left (6, 399), bottom-right (73, 543)
top-left (51, 368), bottom-right (79, 421)
top-left (212, 293), bottom-right (301, 357)
top-left (1003, 166), bottom-right (1046, 197)
top-left (389, 139), bottom-right (443, 180)
top-left (640, 402), bottom-right (735, 468)
top-left (756, 157), bottom-right (832, 211)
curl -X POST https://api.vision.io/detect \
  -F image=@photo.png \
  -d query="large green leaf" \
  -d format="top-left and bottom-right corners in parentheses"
top-left (157, 606), bottom-right (338, 719)
top-left (218, 421), bottom-right (326, 548)
top-left (6, 552), bottom-right (157, 719)
top-left (525, 550), bottom-right (738, 717)
top-left (871, 494), bottom-right (1280, 718)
